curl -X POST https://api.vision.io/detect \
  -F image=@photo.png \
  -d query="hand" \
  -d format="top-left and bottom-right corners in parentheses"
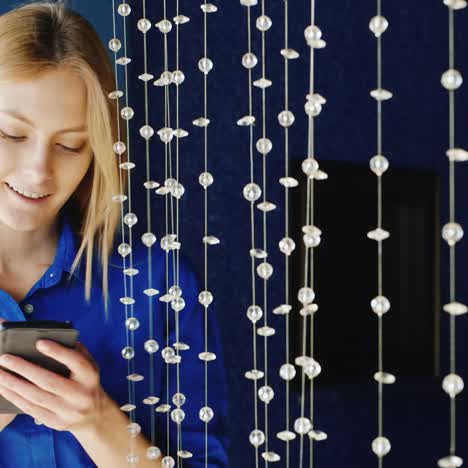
top-left (0, 318), bottom-right (16, 431)
top-left (0, 338), bottom-right (108, 433)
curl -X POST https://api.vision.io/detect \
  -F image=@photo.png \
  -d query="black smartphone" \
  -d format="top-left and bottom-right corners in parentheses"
top-left (0, 320), bottom-right (79, 414)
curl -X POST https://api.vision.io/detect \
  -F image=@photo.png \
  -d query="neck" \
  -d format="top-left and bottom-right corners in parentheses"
top-left (0, 217), bottom-right (59, 274)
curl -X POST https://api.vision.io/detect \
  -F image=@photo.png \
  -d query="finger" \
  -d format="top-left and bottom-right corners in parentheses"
top-left (35, 340), bottom-right (98, 387)
top-left (75, 342), bottom-right (100, 373)
top-left (0, 381), bottom-right (57, 427)
top-left (0, 354), bottom-right (79, 400)
top-left (0, 368), bottom-right (60, 410)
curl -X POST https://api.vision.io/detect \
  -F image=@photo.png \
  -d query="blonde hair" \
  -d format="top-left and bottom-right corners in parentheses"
top-left (0, 0), bottom-right (127, 316)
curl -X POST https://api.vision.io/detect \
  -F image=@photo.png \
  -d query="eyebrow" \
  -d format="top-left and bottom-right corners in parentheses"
top-left (0, 110), bottom-right (87, 134)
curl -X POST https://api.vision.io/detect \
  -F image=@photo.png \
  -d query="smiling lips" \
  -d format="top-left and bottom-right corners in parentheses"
top-left (5, 182), bottom-right (51, 203)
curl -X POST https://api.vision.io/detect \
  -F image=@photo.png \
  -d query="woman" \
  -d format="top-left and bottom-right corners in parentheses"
top-left (0, 1), bottom-right (229, 467)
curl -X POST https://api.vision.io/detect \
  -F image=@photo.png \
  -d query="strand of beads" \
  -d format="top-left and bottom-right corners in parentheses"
top-left (296, 1), bottom-right (329, 466)
top-left (254, 0), bottom-right (282, 463)
top-left (367, 1), bottom-right (394, 465)
top-left (275, 0), bottom-right (300, 466)
top-left (135, 0), bottom-right (166, 463)
top-left (438, 1), bottom-right (467, 467)
top-left (108, 1), bottom-right (143, 466)
top-left (195, 1), bottom-right (220, 466)
top-left (239, 0), bottom-right (264, 466)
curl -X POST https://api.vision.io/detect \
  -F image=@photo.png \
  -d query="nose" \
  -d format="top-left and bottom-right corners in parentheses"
top-left (22, 141), bottom-right (54, 186)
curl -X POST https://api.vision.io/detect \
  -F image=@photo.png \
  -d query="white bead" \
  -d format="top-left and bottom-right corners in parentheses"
top-left (369, 15), bottom-right (389, 37)
top-left (256, 15), bottom-right (272, 31)
top-left (158, 127), bottom-right (174, 143)
top-left (444, 0), bottom-right (467, 9)
top-left (146, 446), bottom-right (161, 460)
top-left (198, 57), bottom-right (214, 74)
top-left (242, 52), bottom-right (258, 69)
top-left (121, 346), bottom-right (135, 360)
top-left (256, 138), bottom-right (273, 155)
top-left (125, 317), bottom-right (140, 331)
top-left (258, 385), bottom-right (274, 403)
top-left (124, 212), bottom-right (138, 227)
top-left (172, 70), bottom-right (185, 85)
top-left (442, 373), bottom-right (464, 398)
top-left (199, 406), bottom-right (214, 423)
top-left (294, 417), bottom-right (311, 434)
top-left (370, 155), bottom-right (389, 176)
top-left (438, 455), bottom-right (463, 468)
top-left (118, 243), bottom-right (131, 257)
top-left (257, 262), bottom-right (273, 280)
top-left (441, 69), bottom-right (463, 90)
top-left (108, 38), bottom-right (121, 52)
top-left (247, 305), bottom-right (263, 323)
top-left (157, 20), bottom-right (172, 34)
top-left (141, 232), bottom-right (157, 247)
top-left (302, 157), bottom-right (319, 176)
top-left (442, 222), bottom-right (464, 246)
top-left (121, 107), bottom-right (134, 120)
top-left (113, 141), bottom-right (126, 155)
top-left (279, 363), bottom-right (296, 381)
top-left (243, 183), bottom-right (262, 202)
top-left (137, 18), bottom-right (151, 33)
top-left (140, 125), bottom-right (154, 140)
top-left (127, 422), bottom-right (141, 437)
top-left (144, 339), bottom-right (159, 354)
top-left (298, 287), bottom-right (315, 305)
top-left (304, 25), bottom-right (322, 44)
top-left (372, 436), bottom-right (391, 457)
top-left (170, 409), bottom-right (185, 425)
top-left (279, 237), bottom-right (296, 255)
top-left (118, 3), bottom-right (131, 16)
top-left (249, 429), bottom-right (265, 447)
top-left (198, 291), bottom-right (213, 307)
top-left (371, 296), bottom-right (391, 316)
top-left (161, 456), bottom-right (176, 468)
top-left (199, 172), bottom-right (214, 188)
top-left (278, 110), bottom-right (295, 127)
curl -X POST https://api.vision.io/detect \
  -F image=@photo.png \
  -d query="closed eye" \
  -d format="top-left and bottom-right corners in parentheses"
top-left (0, 130), bottom-right (84, 153)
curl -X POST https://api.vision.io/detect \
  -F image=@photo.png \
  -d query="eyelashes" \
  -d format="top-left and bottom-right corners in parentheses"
top-left (0, 130), bottom-right (84, 154)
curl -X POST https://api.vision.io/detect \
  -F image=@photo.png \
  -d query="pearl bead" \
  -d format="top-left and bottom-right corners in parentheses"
top-left (371, 296), bottom-right (391, 316)
top-left (137, 19), bottom-right (152, 33)
top-left (144, 340), bottom-right (159, 354)
top-left (442, 222), bottom-right (464, 246)
top-left (258, 385), bottom-right (274, 403)
top-left (141, 232), bottom-right (157, 247)
top-left (198, 291), bottom-right (213, 307)
top-left (256, 15), bottom-right (272, 31)
top-left (370, 155), bottom-right (389, 176)
top-left (172, 392), bottom-right (186, 407)
top-left (125, 317), bottom-right (140, 331)
top-left (438, 455), bottom-right (463, 468)
top-left (118, 243), bottom-right (131, 257)
top-left (294, 417), bottom-right (312, 434)
top-left (302, 157), bottom-right (319, 176)
top-left (146, 446), bottom-right (161, 460)
top-left (279, 363), bottom-right (296, 381)
top-left (108, 38), bottom-right (121, 52)
top-left (121, 107), bottom-right (134, 120)
top-left (372, 436), bottom-right (391, 457)
top-left (113, 141), bottom-right (126, 155)
top-left (256, 138), bottom-right (273, 155)
top-left (243, 183), bottom-right (262, 202)
top-left (124, 212), bottom-right (138, 227)
top-left (171, 408), bottom-right (185, 424)
top-left (278, 110), bottom-right (295, 127)
top-left (369, 15), bottom-right (389, 37)
top-left (140, 125), bottom-right (154, 140)
top-left (199, 172), bottom-right (214, 188)
top-left (172, 70), bottom-right (185, 85)
top-left (199, 406), bottom-right (214, 423)
top-left (249, 429), bottom-right (265, 447)
top-left (441, 69), bottom-right (463, 90)
top-left (442, 373), bottom-right (464, 398)
top-left (161, 456), bottom-right (175, 468)
top-left (198, 57), bottom-right (214, 74)
top-left (247, 305), bottom-right (263, 323)
top-left (121, 346), bottom-right (135, 360)
top-left (118, 3), bottom-right (131, 16)
top-left (257, 262), bottom-right (273, 280)
top-left (279, 237), bottom-right (296, 255)
top-left (127, 422), bottom-right (141, 437)
top-left (242, 52), bottom-right (258, 69)
top-left (298, 287), bottom-right (315, 305)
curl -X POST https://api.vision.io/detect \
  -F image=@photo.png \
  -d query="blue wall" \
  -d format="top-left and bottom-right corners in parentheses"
top-left (2, 1), bottom-right (468, 467)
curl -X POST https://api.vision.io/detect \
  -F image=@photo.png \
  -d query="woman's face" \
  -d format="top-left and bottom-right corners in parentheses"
top-left (0, 67), bottom-right (93, 232)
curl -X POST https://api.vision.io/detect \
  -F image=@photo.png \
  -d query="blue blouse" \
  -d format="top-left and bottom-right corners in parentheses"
top-left (0, 207), bottom-right (229, 467)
